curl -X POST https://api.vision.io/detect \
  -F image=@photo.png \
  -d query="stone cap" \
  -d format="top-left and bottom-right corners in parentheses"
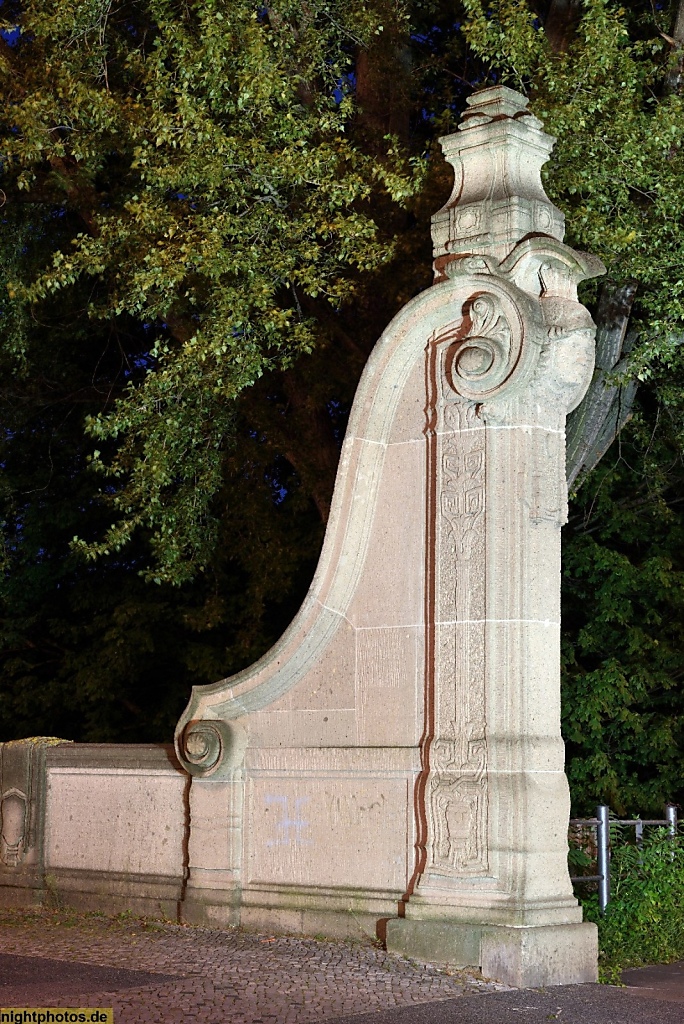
top-left (457, 85), bottom-right (544, 131)
top-left (432, 85), bottom-right (565, 276)
top-left (46, 742), bottom-right (184, 772)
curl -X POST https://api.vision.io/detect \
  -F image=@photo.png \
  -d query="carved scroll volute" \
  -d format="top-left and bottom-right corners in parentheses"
top-left (446, 294), bottom-right (512, 397)
top-left (439, 269), bottom-right (543, 406)
top-left (439, 240), bottom-right (606, 415)
top-left (178, 718), bottom-right (247, 778)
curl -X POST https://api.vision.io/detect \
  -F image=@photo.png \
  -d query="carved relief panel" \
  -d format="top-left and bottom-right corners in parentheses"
top-left (0, 739), bottom-right (62, 872)
top-left (424, 286), bottom-right (518, 878)
top-left (429, 395), bottom-right (488, 876)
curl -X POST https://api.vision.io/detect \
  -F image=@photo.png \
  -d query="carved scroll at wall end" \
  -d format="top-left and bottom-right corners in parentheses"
top-left (427, 364), bottom-right (489, 877)
top-left (179, 719), bottom-right (247, 778)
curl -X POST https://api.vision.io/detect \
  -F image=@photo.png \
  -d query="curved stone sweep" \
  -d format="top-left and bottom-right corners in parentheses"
top-left (173, 84), bottom-right (606, 988)
top-left (175, 237), bottom-right (601, 778)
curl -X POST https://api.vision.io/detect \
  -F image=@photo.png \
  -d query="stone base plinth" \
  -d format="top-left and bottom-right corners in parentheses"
top-left (180, 894), bottom-right (241, 930)
top-left (385, 919), bottom-right (598, 988)
top-left (182, 884), bottom-right (397, 942)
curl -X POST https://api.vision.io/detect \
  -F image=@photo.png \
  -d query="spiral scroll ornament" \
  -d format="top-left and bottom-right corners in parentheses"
top-left (445, 293), bottom-right (515, 401)
top-left (180, 719), bottom-right (230, 776)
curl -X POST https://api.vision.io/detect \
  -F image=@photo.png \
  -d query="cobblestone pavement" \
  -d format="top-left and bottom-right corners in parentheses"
top-left (0, 909), bottom-right (507, 1023)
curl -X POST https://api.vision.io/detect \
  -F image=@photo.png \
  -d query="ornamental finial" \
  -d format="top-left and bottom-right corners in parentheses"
top-left (432, 85), bottom-right (565, 280)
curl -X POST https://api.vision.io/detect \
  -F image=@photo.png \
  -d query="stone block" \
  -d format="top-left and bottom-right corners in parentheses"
top-left (386, 918), bottom-right (482, 968)
top-left (386, 919), bottom-right (598, 987)
top-left (245, 775), bottom-right (410, 891)
top-left (0, 743), bottom-right (189, 917)
top-left (46, 761), bottom-right (186, 878)
top-left (480, 923), bottom-right (599, 987)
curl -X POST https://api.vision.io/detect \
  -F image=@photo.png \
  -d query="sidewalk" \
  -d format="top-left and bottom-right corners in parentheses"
top-left (0, 908), bottom-right (504, 1023)
top-left (0, 908), bottom-right (681, 1024)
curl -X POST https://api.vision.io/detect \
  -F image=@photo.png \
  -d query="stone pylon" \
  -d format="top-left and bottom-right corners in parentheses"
top-left (175, 85), bottom-right (604, 987)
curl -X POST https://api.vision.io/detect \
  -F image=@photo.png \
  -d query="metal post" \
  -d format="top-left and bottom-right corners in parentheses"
top-left (666, 803), bottom-right (678, 838)
top-left (596, 804), bottom-right (610, 913)
top-left (635, 818), bottom-right (643, 865)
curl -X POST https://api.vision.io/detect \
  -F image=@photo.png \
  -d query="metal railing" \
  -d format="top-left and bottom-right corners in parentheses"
top-left (569, 803), bottom-right (679, 913)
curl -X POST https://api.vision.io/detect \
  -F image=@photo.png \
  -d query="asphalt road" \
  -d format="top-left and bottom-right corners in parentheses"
top-left (622, 960), bottom-right (684, 1003)
top-left (328, 981), bottom-right (684, 1024)
top-left (0, 952), bottom-right (178, 1007)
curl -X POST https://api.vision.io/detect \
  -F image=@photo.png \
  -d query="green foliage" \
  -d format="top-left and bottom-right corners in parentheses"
top-left (581, 827), bottom-right (684, 982)
top-left (463, 1), bottom-right (684, 358)
top-left (568, 841), bottom-right (593, 872)
top-left (0, 300), bottom-right (324, 740)
top-left (0, 0), bottom-right (422, 583)
top-left (562, 434), bottom-right (684, 816)
top-left (462, 0), bottom-right (546, 81)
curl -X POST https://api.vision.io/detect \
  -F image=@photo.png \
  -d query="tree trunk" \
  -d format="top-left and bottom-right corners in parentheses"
top-left (533, 0), bottom-right (641, 486)
top-left (565, 0), bottom-right (684, 486)
top-left (541, 0), bottom-right (583, 53)
top-left (665, 0), bottom-right (684, 94)
top-left (566, 281), bottom-right (638, 488)
top-left (355, 2), bottom-right (411, 150)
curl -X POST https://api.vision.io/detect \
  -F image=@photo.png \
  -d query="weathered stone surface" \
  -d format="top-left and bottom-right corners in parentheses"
top-left (172, 84), bottom-right (604, 986)
top-left (0, 738), bottom-right (71, 904)
top-left (0, 742), bottom-right (188, 918)
top-left (479, 923), bottom-right (599, 989)
top-left (44, 744), bottom-right (187, 914)
top-left (385, 919), bottom-right (598, 988)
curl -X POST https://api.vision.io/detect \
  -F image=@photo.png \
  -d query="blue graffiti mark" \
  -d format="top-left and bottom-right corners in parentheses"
top-left (265, 795), bottom-right (312, 847)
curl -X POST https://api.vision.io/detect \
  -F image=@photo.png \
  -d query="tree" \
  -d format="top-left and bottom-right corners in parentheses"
top-left (561, 406), bottom-right (684, 816)
top-left (0, 0), bottom-right (430, 739)
top-left (0, 0), bottom-right (421, 583)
